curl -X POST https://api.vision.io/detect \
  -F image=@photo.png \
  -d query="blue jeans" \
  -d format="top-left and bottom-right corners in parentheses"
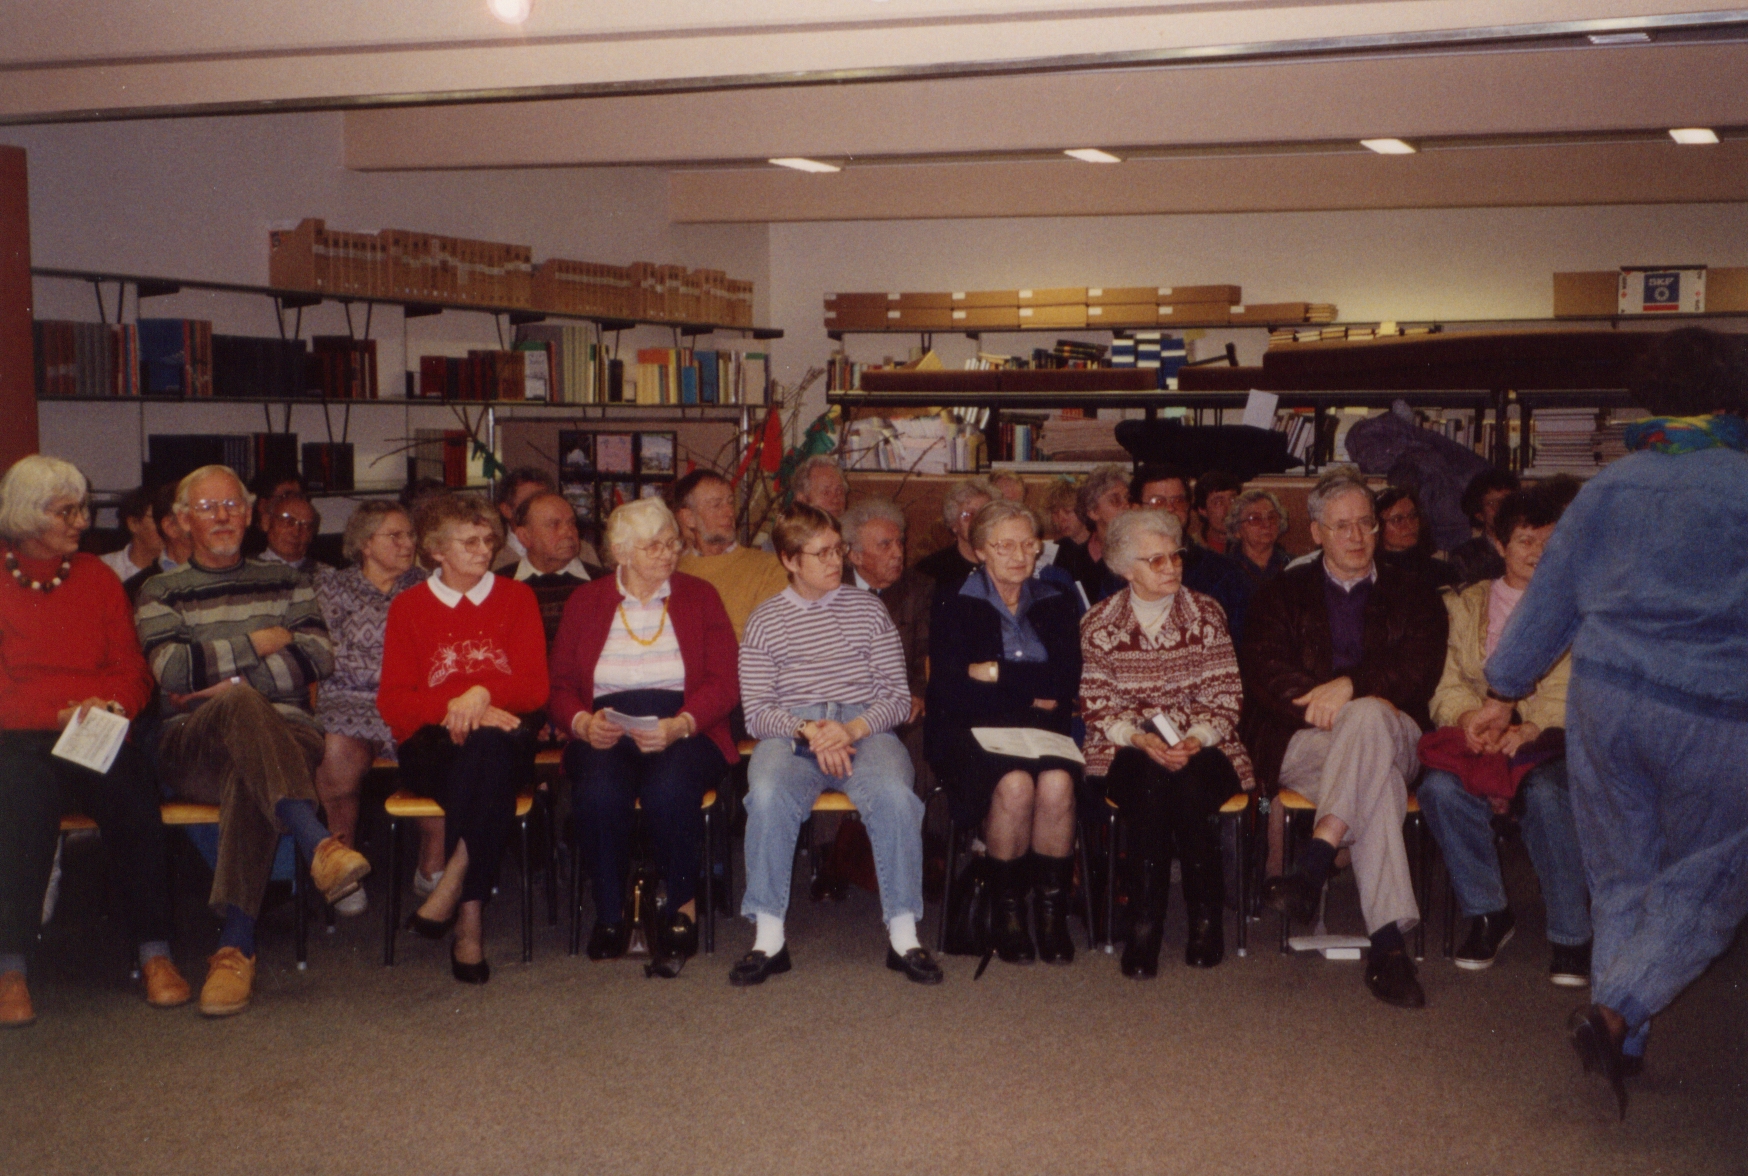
top-left (741, 703), bottom-right (922, 926)
top-left (1417, 758), bottom-right (1592, 947)
top-left (1567, 674), bottom-right (1748, 1032)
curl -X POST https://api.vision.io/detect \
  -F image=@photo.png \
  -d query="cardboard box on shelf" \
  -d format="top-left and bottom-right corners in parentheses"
top-left (1708, 267), bottom-right (1748, 312)
top-left (1016, 287), bottom-right (1087, 307)
top-left (1156, 303), bottom-right (1231, 326)
top-left (895, 292), bottom-right (955, 309)
top-left (888, 307), bottom-right (955, 329)
top-left (1618, 266), bottom-right (1706, 315)
top-left (1086, 304), bottom-right (1157, 328)
top-left (1228, 302), bottom-right (1315, 323)
top-left (951, 306), bottom-right (1022, 329)
top-left (1157, 284), bottom-right (1242, 305)
top-left (950, 290), bottom-right (1021, 308)
top-left (1017, 304), bottom-right (1088, 329)
top-left (1553, 272), bottom-right (1618, 318)
top-left (824, 307), bottom-right (893, 331)
top-left (1086, 287), bottom-right (1160, 306)
top-left (825, 292), bottom-right (899, 312)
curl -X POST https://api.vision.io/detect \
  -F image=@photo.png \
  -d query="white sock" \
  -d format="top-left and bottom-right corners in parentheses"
top-left (753, 913), bottom-right (786, 955)
top-left (888, 913), bottom-right (921, 954)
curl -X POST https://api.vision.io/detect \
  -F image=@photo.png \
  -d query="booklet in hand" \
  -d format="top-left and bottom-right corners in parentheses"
top-left (602, 708), bottom-right (663, 732)
top-left (1150, 712), bottom-right (1185, 747)
top-left (52, 707), bottom-right (130, 776)
top-left (970, 727), bottom-right (1086, 765)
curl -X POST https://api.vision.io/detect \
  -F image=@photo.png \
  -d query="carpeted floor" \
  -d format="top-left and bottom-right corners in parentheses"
top-left (4, 829), bottom-right (1744, 1176)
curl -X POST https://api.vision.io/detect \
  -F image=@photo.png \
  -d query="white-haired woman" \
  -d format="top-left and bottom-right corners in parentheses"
top-left (0, 455), bottom-right (189, 1025)
top-left (377, 493), bottom-right (548, 984)
top-left (1081, 509), bottom-right (1255, 978)
top-left (549, 497), bottom-right (739, 978)
top-left (925, 500), bottom-right (1083, 966)
top-left (1225, 488), bottom-right (1293, 587)
top-left (311, 500), bottom-right (433, 916)
top-left (914, 476), bottom-right (996, 593)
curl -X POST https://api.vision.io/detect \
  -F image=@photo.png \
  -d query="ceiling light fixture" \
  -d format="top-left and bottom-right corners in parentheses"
top-left (1360, 138), bottom-right (1418, 155)
top-left (1064, 148), bottom-right (1123, 164)
top-left (1668, 128), bottom-right (1720, 145)
top-left (1587, 31), bottom-right (1652, 45)
top-left (769, 157), bottom-right (842, 173)
top-left (487, 0), bottom-right (532, 24)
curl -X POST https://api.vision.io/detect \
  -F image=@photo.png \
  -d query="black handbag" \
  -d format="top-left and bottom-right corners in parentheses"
top-left (941, 854), bottom-right (993, 957)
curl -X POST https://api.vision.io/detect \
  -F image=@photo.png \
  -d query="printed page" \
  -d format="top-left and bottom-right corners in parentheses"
top-left (51, 707), bottom-right (130, 775)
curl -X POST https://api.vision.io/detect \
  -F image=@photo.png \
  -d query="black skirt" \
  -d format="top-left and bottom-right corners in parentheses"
top-left (933, 724), bottom-right (1083, 828)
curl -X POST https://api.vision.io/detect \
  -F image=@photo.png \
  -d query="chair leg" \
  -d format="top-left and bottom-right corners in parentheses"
top-left (383, 816), bottom-right (401, 967)
top-left (1409, 812), bottom-right (1428, 962)
top-left (543, 792), bottom-right (559, 928)
top-left (701, 804), bottom-right (716, 955)
top-left (1074, 817), bottom-right (1096, 953)
top-left (1230, 806), bottom-right (1249, 959)
top-left (1103, 808), bottom-right (1119, 954)
top-left (519, 816), bottom-right (534, 965)
top-left (1279, 807), bottom-right (1298, 955)
top-left (936, 810), bottom-right (958, 955)
top-left (1443, 863), bottom-right (1457, 960)
top-left (293, 839), bottom-right (309, 971)
top-left (568, 833), bottom-right (585, 957)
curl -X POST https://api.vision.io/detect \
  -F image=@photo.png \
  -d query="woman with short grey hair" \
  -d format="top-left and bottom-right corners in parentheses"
top-left (1224, 489), bottom-right (1292, 586)
top-left (914, 477), bottom-right (996, 592)
top-left (0, 455), bottom-right (88, 543)
top-left (1104, 508), bottom-right (1184, 578)
top-left (1053, 462), bottom-right (1134, 604)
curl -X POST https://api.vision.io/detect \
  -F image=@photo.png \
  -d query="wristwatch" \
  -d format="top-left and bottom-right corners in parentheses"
top-left (794, 721), bottom-right (810, 739)
top-left (1484, 687), bottom-right (1521, 705)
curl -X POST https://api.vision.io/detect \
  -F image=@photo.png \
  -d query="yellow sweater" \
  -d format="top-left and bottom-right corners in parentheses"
top-left (1430, 579), bottom-right (1570, 732)
top-left (678, 545), bottom-right (790, 642)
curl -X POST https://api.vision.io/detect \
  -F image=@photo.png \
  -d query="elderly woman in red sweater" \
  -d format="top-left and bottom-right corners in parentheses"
top-left (0, 456), bottom-right (188, 1027)
top-left (550, 496), bottom-right (738, 978)
top-left (378, 493), bottom-right (548, 984)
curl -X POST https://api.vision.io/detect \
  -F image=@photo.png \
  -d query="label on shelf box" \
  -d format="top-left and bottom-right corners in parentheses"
top-left (1618, 267), bottom-right (1705, 314)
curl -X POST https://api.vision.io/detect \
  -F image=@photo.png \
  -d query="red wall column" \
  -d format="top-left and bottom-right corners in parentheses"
top-left (0, 146), bottom-right (37, 470)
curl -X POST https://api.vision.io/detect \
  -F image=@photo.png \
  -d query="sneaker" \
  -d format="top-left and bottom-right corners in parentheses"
top-left (309, 837), bottom-right (371, 905)
top-left (1550, 941), bottom-right (1592, 988)
top-left (1454, 908), bottom-right (1516, 971)
top-left (199, 948), bottom-right (255, 1017)
top-left (413, 868), bottom-right (444, 898)
top-left (333, 888), bottom-right (369, 918)
top-left (0, 971), bottom-right (34, 1028)
top-left (141, 956), bottom-right (192, 1008)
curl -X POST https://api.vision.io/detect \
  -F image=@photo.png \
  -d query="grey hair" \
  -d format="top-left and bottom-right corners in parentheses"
top-left (1076, 463), bottom-right (1132, 526)
top-left (1305, 468), bottom-right (1374, 526)
top-left (987, 470), bottom-right (1026, 498)
top-left (791, 455), bottom-right (847, 506)
top-left (841, 497), bottom-right (907, 551)
top-left (941, 477), bottom-right (996, 529)
top-left (1104, 508), bottom-right (1183, 577)
top-left (969, 499), bottom-right (1040, 551)
top-left (341, 500), bottom-right (409, 565)
top-left (606, 496), bottom-right (678, 559)
top-left (1225, 489), bottom-right (1290, 543)
top-left (173, 465), bottom-right (254, 516)
top-left (0, 455), bottom-right (88, 542)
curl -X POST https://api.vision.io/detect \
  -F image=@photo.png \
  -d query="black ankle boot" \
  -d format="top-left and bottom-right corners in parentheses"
top-left (1184, 902), bottom-right (1225, 968)
top-left (1121, 859), bottom-right (1166, 980)
top-left (646, 910), bottom-right (698, 979)
top-left (1031, 854), bottom-right (1076, 965)
top-left (989, 856), bottom-right (1036, 964)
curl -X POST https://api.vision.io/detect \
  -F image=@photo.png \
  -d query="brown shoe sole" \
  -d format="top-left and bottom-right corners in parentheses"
top-left (199, 996), bottom-right (250, 1017)
top-left (316, 852), bottom-right (372, 905)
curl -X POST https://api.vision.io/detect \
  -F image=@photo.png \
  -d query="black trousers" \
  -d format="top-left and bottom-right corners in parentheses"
top-left (0, 731), bottom-right (173, 957)
top-left (1105, 746), bottom-right (1239, 906)
top-left (397, 721), bottom-right (536, 906)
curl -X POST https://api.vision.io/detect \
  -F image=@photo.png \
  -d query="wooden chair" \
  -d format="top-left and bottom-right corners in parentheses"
top-left (160, 801), bottom-right (314, 969)
top-left (1097, 791), bottom-right (1254, 959)
top-left (565, 787), bottom-right (726, 957)
top-left (1273, 787), bottom-right (1431, 960)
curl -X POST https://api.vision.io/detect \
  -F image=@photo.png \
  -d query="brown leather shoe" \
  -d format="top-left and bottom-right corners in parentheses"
top-left (0, 971), bottom-right (34, 1028)
top-left (142, 956), bottom-right (192, 1008)
top-left (310, 836), bottom-right (371, 904)
top-left (199, 948), bottom-right (256, 1017)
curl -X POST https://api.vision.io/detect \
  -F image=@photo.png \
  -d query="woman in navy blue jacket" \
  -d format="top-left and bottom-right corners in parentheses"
top-left (925, 500), bottom-right (1082, 966)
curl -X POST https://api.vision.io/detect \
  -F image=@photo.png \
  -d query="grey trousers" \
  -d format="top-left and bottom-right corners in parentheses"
top-left (157, 686), bottom-right (324, 918)
top-left (1278, 696), bottom-right (1421, 936)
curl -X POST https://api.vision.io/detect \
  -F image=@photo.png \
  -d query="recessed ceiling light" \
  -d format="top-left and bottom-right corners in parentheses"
top-left (1360, 138), bottom-right (1418, 155)
top-left (1587, 31), bottom-right (1652, 45)
top-left (1669, 128), bottom-right (1720, 145)
top-left (768, 157), bottom-right (842, 173)
top-left (487, 0), bottom-right (531, 24)
top-left (1064, 148), bottom-right (1123, 164)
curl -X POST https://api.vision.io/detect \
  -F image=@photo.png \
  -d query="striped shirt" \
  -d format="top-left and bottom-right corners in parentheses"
top-left (135, 557), bottom-right (333, 720)
top-left (739, 585), bottom-right (910, 739)
top-left (593, 569), bottom-right (685, 699)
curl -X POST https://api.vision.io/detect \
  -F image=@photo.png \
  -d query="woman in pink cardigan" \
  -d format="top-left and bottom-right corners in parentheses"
top-left (548, 497), bottom-right (739, 979)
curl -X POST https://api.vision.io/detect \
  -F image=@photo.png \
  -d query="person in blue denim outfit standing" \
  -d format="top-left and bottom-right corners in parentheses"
top-left (734, 505), bottom-right (941, 987)
top-left (1471, 328), bottom-right (1748, 1118)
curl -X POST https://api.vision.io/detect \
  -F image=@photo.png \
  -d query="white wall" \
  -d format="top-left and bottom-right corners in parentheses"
top-left (769, 202), bottom-right (1748, 415)
top-left (1, 112), bottom-right (769, 511)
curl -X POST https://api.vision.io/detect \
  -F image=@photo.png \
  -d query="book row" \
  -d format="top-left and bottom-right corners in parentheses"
top-left (825, 285), bottom-right (1335, 331)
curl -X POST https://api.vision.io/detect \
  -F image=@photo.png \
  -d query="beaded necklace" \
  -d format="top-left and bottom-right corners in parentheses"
top-left (617, 598), bottom-right (671, 647)
top-left (6, 550), bottom-right (72, 594)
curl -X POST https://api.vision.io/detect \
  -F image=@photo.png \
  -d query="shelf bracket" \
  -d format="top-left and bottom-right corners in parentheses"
top-left (509, 311), bottom-right (546, 326)
top-left (135, 280), bottom-right (181, 300)
top-left (402, 303), bottom-right (443, 320)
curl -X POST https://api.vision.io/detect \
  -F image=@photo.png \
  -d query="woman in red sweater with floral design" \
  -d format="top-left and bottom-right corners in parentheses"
top-left (378, 494), bottom-right (548, 984)
top-left (0, 456), bottom-right (188, 1027)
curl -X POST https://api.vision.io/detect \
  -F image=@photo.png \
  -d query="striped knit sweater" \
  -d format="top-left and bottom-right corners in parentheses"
top-left (1079, 585), bottom-right (1255, 787)
top-left (739, 586), bottom-right (910, 740)
top-left (135, 557), bottom-right (333, 720)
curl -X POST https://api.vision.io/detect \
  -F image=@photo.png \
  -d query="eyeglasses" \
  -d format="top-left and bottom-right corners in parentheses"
top-left (51, 502), bottom-right (90, 524)
top-left (634, 538), bottom-right (683, 558)
top-left (799, 543), bottom-right (847, 563)
top-left (1325, 518), bottom-right (1380, 538)
top-left (1142, 494), bottom-right (1188, 509)
top-left (1380, 510), bottom-right (1419, 526)
top-left (984, 539), bottom-right (1041, 560)
top-left (272, 513), bottom-right (316, 532)
top-left (1138, 550), bottom-right (1185, 573)
top-left (188, 499), bottom-right (246, 519)
top-left (1238, 512), bottom-right (1280, 528)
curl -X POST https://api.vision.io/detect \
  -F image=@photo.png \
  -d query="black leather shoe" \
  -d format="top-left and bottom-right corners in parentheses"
top-left (1031, 854), bottom-right (1076, 966)
top-left (885, 945), bottom-right (944, 985)
top-left (1569, 1005), bottom-right (1629, 1120)
top-left (407, 909), bottom-right (458, 940)
top-left (990, 857), bottom-right (1036, 965)
top-left (1261, 873), bottom-right (1322, 924)
top-left (451, 951), bottom-right (490, 985)
top-left (1454, 908), bottom-right (1516, 971)
top-left (646, 912), bottom-right (698, 979)
top-left (1364, 947), bottom-right (1426, 1009)
top-left (586, 920), bottom-right (631, 961)
top-left (729, 945), bottom-right (792, 987)
top-left (1549, 941), bottom-right (1592, 988)
top-left (1184, 901), bottom-right (1225, 968)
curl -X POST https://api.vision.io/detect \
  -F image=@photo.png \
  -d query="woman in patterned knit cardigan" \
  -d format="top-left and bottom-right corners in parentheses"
top-left (1081, 509), bottom-right (1255, 979)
